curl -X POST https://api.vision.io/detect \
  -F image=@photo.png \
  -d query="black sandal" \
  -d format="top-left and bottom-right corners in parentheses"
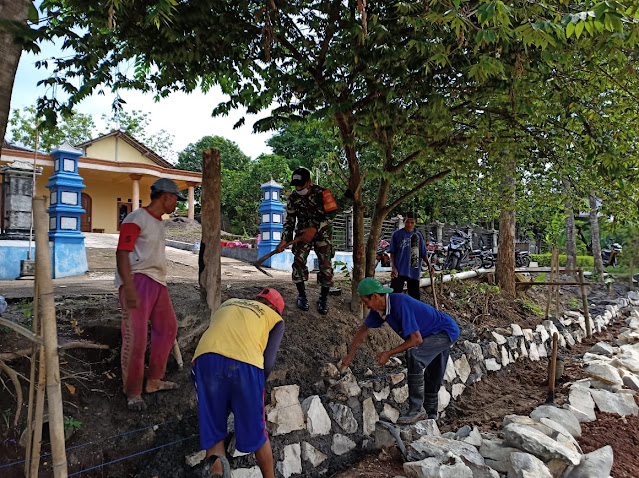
top-left (200, 454), bottom-right (231, 478)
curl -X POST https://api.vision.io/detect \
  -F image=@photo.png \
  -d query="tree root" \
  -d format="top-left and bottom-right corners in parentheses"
top-left (0, 341), bottom-right (109, 362)
top-left (0, 359), bottom-right (23, 426)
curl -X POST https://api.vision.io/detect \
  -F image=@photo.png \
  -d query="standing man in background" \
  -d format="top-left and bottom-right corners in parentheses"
top-left (389, 212), bottom-right (428, 301)
top-left (115, 178), bottom-right (185, 411)
top-left (192, 288), bottom-right (285, 478)
top-left (276, 167), bottom-right (338, 315)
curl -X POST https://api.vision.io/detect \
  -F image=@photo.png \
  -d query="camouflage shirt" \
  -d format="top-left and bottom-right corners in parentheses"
top-left (283, 184), bottom-right (338, 242)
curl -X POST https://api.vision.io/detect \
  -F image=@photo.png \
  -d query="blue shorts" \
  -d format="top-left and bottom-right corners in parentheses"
top-left (191, 353), bottom-right (267, 453)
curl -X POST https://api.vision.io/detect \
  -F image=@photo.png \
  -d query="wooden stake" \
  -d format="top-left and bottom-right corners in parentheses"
top-left (423, 255), bottom-right (438, 309)
top-left (546, 332), bottom-right (558, 404)
top-left (198, 149), bottom-right (222, 311)
top-left (544, 248), bottom-right (555, 320)
top-left (579, 267), bottom-right (592, 338)
top-left (33, 197), bottom-right (68, 478)
top-left (554, 249), bottom-right (560, 320)
top-left (25, 280), bottom-right (39, 478)
top-left (630, 257), bottom-right (634, 291)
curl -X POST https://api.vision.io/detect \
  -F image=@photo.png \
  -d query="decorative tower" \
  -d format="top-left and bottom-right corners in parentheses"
top-left (46, 142), bottom-right (88, 278)
top-left (257, 179), bottom-right (285, 267)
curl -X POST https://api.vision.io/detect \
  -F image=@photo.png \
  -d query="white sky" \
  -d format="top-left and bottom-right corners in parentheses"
top-left (9, 41), bottom-right (273, 161)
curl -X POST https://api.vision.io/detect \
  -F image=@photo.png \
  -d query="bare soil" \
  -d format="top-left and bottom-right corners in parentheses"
top-left (0, 252), bottom-right (636, 477)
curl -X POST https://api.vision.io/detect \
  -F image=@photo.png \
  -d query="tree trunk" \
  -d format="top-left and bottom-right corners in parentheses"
top-left (495, 157), bottom-right (516, 296)
top-left (589, 194), bottom-right (604, 279)
top-left (563, 179), bottom-right (577, 271)
top-left (365, 177), bottom-right (391, 277)
top-left (199, 149), bottom-right (221, 311)
top-left (0, 0), bottom-right (29, 143)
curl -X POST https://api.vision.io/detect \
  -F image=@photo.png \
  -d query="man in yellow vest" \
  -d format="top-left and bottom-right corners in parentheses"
top-left (192, 288), bottom-right (285, 478)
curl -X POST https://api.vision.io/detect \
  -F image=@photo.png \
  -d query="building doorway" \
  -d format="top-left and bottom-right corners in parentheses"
top-left (80, 193), bottom-right (92, 232)
top-left (117, 202), bottom-right (132, 230)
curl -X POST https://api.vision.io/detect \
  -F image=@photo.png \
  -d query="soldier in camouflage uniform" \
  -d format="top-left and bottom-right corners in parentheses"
top-left (276, 167), bottom-right (338, 315)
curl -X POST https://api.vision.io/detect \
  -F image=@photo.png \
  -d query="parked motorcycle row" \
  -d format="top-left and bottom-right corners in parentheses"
top-left (377, 231), bottom-right (623, 272)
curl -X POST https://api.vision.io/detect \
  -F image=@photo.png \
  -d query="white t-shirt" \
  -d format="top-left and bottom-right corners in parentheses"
top-left (114, 207), bottom-right (167, 287)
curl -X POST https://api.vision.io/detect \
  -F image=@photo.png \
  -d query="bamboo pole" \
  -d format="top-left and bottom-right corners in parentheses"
top-left (546, 332), bottom-right (559, 404)
top-left (579, 268), bottom-right (592, 338)
top-left (29, 340), bottom-right (46, 478)
top-left (25, 280), bottom-right (39, 478)
top-left (554, 249), bottom-right (560, 320)
top-left (33, 197), bottom-right (68, 478)
top-left (423, 255), bottom-right (439, 309)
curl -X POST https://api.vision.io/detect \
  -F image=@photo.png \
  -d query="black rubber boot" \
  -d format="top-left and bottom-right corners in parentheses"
top-left (296, 282), bottom-right (309, 311)
top-left (397, 374), bottom-right (427, 424)
top-left (423, 392), bottom-right (439, 420)
top-left (317, 286), bottom-right (330, 315)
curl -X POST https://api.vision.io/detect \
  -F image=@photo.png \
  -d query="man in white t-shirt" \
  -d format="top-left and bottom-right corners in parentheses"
top-left (115, 178), bottom-right (185, 411)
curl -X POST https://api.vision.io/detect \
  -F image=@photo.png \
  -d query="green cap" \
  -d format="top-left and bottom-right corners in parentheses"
top-left (357, 277), bottom-right (394, 297)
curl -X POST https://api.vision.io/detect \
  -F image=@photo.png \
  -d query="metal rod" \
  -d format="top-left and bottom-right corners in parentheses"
top-left (579, 267), bottom-right (592, 338)
top-left (546, 332), bottom-right (558, 404)
top-left (517, 281), bottom-right (589, 286)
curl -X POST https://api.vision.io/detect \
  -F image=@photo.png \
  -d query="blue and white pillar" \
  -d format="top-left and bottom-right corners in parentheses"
top-left (257, 180), bottom-right (284, 267)
top-left (47, 142), bottom-right (88, 278)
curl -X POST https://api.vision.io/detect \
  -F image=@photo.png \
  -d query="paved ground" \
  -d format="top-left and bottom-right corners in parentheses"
top-left (0, 233), bottom-right (291, 299)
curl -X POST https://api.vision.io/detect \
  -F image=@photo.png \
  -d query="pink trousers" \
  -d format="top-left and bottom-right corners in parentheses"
top-left (119, 274), bottom-right (177, 397)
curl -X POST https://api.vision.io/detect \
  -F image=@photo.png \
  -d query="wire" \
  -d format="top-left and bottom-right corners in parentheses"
top-left (68, 435), bottom-right (198, 476)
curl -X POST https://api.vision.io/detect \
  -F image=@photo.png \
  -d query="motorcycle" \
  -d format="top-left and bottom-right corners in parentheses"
top-left (515, 250), bottom-right (530, 268)
top-left (376, 239), bottom-right (391, 267)
top-left (444, 229), bottom-right (479, 270)
top-left (601, 241), bottom-right (622, 267)
top-left (471, 245), bottom-right (495, 268)
top-left (424, 232), bottom-right (447, 271)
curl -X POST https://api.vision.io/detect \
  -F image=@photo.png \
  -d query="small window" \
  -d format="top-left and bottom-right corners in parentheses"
top-left (262, 213), bottom-right (270, 223)
top-left (262, 231), bottom-right (271, 241)
top-left (273, 191), bottom-right (279, 200)
top-left (264, 191), bottom-right (270, 200)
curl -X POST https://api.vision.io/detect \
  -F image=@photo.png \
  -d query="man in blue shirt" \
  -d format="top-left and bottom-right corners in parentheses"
top-left (389, 212), bottom-right (428, 301)
top-left (341, 278), bottom-right (459, 424)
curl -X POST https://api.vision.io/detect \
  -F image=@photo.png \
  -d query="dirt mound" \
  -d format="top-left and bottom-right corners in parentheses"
top-left (164, 217), bottom-right (202, 231)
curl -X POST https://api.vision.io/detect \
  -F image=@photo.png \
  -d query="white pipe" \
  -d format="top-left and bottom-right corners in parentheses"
top-left (419, 268), bottom-right (489, 287)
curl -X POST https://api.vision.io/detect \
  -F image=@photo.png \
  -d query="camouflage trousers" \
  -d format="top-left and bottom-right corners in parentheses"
top-left (292, 236), bottom-right (334, 288)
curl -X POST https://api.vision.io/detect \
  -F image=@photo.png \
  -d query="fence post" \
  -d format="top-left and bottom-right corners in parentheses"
top-left (436, 221), bottom-right (444, 243)
top-left (346, 209), bottom-right (353, 251)
top-left (579, 267), bottom-right (592, 338)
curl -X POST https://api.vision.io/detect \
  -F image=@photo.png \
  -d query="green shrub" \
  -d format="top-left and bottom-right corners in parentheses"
top-left (530, 254), bottom-right (594, 268)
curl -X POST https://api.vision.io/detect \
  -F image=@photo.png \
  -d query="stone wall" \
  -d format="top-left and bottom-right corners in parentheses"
top-left (187, 294), bottom-right (635, 477)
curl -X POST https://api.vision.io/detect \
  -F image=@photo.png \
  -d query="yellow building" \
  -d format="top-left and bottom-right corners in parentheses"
top-left (1, 131), bottom-right (202, 233)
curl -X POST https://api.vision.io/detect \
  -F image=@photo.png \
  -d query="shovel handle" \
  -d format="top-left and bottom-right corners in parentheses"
top-left (254, 236), bottom-right (305, 268)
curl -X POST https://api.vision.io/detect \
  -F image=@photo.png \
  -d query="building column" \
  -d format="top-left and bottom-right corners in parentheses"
top-left (130, 174), bottom-right (142, 211)
top-left (187, 182), bottom-right (197, 220)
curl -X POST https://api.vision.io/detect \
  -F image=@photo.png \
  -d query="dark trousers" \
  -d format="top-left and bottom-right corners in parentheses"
top-left (405, 332), bottom-right (452, 393)
top-left (390, 275), bottom-right (421, 301)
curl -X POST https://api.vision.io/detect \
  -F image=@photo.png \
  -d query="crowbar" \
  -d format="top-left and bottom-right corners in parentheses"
top-left (253, 236), bottom-right (305, 277)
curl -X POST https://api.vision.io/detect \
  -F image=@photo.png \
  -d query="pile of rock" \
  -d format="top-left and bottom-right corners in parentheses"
top-left (184, 292), bottom-right (639, 477)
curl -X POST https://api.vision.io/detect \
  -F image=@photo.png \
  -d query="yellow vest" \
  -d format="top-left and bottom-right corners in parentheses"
top-left (193, 298), bottom-right (283, 369)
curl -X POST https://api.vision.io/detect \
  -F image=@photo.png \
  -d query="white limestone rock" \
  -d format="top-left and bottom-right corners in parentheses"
top-left (584, 363), bottom-right (623, 385)
top-left (331, 433), bottom-right (356, 455)
top-left (536, 324), bottom-right (550, 344)
top-left (522, 328), bottom-right (534, 342)
top-left (622, 372), bottom-right (639, 391)
top-left (438, 385), bottom-right (451, 412)
top-left (462, 426), bottom-right (482, 447)
top-left (566, 386), bottom-right (596, 423)
top-left (231, 467), bottom-right (262, 478)
top-left (479, 438), bottom-right (520, 473)
top-left (301, 441), bottom-right (328, 467)
top-left (452, 383), bottom-right (466, 399)
top-left (485, 342), bottom-right (499, 358)
top-left (276, 443), bottom-right (302, 478)
top-left (444, 356), bottom-right (457, 382)
top-left (321, 362), bottom-right (340, 378)
top-left (329, 402), bottom-right (358, 433)
top-left (530, 404), bottom-right (581, 438)
top-left (511, 323), bottom-right (524, 336)
top-left (464, 340), bottom-right (485, 362)
top-left (393, 384), bottom-right (409, 404)
top-left (509, 451), bottom-right (553, 478)
top-left (403, 455), bottom-right (473, 478)
top-left (492, 331), bottom-right (507, 345)
top-left (501, 346), bottom-right (510, 367)
top-left (373, 385), bottom-right (390, 401)
top-left (362, 397), bottom-right (378, 437)
top-left (588, 342), bottom-right (614, 356)
top-left (502, 423), bottom-right (581, 465)
top-left (407, 436), bottom-right (485, 465)
top-left (185, 450), bottom-right (206, 468)
top-left (413, 419), bottom-right (440, 438)
top-left (391, 371), bottom-right (406, 385)
top-left (301, 395), bottom-right (332, 436)
top-left (454, 355), bottom-right (472, 384)
top-left (538, 343), bottom-right (548, 358)
top-left (328, 371), bottom-right (362, 398)
top-left (590, 389), bottom-right (639, 416)
top-left (561, 445), bottom-right (613, 478)
top-left (381, 403), bottom-right (400, 423)
top-left (528, 342), bottom-right (540, 361)
top-left (485, 358), bottom-right (501, 371)
top-left (266, 385), bottom-right (306, 435)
